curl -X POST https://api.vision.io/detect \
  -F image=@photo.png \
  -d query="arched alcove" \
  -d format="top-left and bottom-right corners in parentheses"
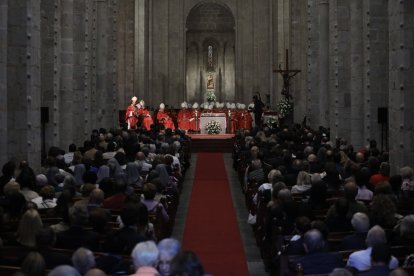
top-left (185, 2), bottom-right (235, 103)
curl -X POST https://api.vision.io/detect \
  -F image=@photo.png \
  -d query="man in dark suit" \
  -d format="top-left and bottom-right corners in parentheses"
top-left (36, 227), bottom-right (71, 268)
top-left (291, 229), bottom-right (343, 274)
top-left (104, 203), bottom-right (146, 255)
top-left (55, 205), bottom-right (100, 251)
top-left (341, 212), bottom-right (369, 250)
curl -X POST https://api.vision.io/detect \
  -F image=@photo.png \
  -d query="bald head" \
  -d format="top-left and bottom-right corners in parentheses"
top-left (85, 268), bottom-right (106, 276)
top-left (307, 154), bottom-right (317, 162)
top-left (303, 229), bottom-right (325, 253)
top-left (366, 225), bottom-right (386, 247)
top-left (344, 181), bottom-right (358, 201)
top-left (389, 268), bottom-right (409, 276)
top-left (355, 152), bottom-right (365, 163)
top-left (89, 188), bottom-right (104, 205)
top-left (136, 152), bottom-right (146, 161)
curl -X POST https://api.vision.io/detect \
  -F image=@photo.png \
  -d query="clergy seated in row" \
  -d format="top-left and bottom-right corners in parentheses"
top-left (177, 102), bottom-right (192, 130)
top-left (138, 100), bottom-right (153, 131)
top-left (157, 103), bottom-right (175, 130)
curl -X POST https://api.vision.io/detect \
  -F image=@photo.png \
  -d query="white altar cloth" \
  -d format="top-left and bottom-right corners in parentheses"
top-left (200, 113), bottom-right (227, 134)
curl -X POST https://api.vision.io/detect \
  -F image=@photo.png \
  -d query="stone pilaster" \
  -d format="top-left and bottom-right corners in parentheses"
top-left (59, 0), bottom-right (74, 149)
top-left (117, 0), bottom-right (135, 109)
top-left (291, 0), bottom-right (307, 121)
top-left (0, 0), bottom-right (7, 166)
top-left (389, 0), bottom-right (414, 171)
top-left (7, 0), bottom-right (42, 169)
top-left (328, 0), bottom-right (351, 141)
top-left (318, 0), bottom-right (329, 126)
top-left (363, 0), bottom-right (389, 150)
top-left (306, 0), bottom-right (320, 127)
top-left (349, 0), bottom-right (364, 149)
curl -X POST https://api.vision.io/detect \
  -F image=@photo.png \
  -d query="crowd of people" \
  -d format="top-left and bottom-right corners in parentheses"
top-left (233, 124), bottom-right (414, 275)
top-left (3, 99), bottom-right (414, 275)
top-left (0, 126), bottom-right (209, 275)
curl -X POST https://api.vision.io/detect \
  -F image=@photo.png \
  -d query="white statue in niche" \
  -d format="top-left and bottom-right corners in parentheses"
top-left (207, 72), bottom-right (214, 89)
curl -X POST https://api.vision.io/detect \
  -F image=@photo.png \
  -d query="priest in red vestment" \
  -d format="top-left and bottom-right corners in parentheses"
top-left (238, 104), bottom-right (252, 130)
top-left (177, 102), bottom-right (191, 131)
top-left (125, 96), bottom-right (138, 129)
top-left (157, 103), bottom-right (175, 130)
top-left (138, 100), bottom-right (153, 131)
top-left (189, 102), bottom-right (200, 132)
top-left (228, 103), bottom-right (239, 134)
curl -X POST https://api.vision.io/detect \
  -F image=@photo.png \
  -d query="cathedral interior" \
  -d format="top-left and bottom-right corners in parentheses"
top-left (1, 0), bottom-right (413, 171)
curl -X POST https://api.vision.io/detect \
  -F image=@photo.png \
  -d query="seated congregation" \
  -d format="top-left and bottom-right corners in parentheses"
top-left (0, 126), bottom-right (207, 275)
top-left (234, 125), bottom-right (414, 275)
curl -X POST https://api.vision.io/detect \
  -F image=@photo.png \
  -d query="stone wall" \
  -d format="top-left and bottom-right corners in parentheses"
top-left (1, 0), bottom-right (414, 171)
top-left (120, 0), bottom-right (281, 108)
top-left (0, 0), bottom-right (119, 170)
top-left (388, 0), bottom-right (414, 172)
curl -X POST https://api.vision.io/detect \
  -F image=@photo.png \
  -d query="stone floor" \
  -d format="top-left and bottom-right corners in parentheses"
top-left (172, 153), bottom-right (267, 276)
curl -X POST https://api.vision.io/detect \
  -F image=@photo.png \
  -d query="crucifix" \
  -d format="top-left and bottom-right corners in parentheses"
top-left (273, 49), bottom-right (301, 101)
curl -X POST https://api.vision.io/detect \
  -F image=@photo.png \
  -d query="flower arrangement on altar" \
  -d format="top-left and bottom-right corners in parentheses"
top-left (206, 91), bottom-right (216, 102)
top-left (205, 120), bottom-right (221, 134)
top-left (276, 98), bottom-right (292, 118)
top-left (265, 116), bottom-right (279, 129)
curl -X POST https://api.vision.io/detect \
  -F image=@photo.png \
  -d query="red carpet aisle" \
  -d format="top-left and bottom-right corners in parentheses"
top-left (183, 153), bottom-right (249, 276)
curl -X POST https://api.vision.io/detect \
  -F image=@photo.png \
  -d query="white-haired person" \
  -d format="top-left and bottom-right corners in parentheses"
top-left (157, 238), bottom-right (181, 276)
top-left (177, 102), bottom-right (191, 130)
top-left (72, 247), bottom-right (96, 275)
top-left (341, 212), bottom-right (370, 250)
top-left (131, 241), bottom-right (160, 275)
top-left (125, 96), bottom-right (138, 129)
top-left (138, 100), bottom-right (153, 131)
top-left (157, 103), bottom-right (175, 130)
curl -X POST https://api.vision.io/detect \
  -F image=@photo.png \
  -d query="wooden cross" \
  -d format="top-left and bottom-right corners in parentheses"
top-left (273, 49), bottom-right (301, 101)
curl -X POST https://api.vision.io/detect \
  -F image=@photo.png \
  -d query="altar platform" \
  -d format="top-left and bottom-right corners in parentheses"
top-left (188, 133), bottom-right (234, 152)
top-left (188, 133), bottom-right (234, 140)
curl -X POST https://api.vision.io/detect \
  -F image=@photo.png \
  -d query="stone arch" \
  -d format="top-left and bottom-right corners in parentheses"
top-left (185, 1), bottom-right (236, 103)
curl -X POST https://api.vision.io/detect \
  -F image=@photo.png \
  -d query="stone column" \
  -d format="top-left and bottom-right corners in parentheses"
top-left (117, 0), bottom-right (135, 109)
top-left (291, 0), bottom-right (307, 121)
top-left (318, 0), bottom-right (329, 126)
top-left (0, 0), bottom-right (7, 166)
top-left (329, 0), bottom-right (351, 141)
top-left (306, 0), bottom-right (320, 127)
top-left (7, 0), bottom-right (42, 169)
top-left (349, 0), bottom-right (364, 149)
top-left (59, 0), bottom-right (74, 149)
top-left (134, 0), bottom-right (148, 104)
top-left (364, 0), bottom-right (389, 150)
top-left (95, 0), bottom-right (108, 127)
top-left (389, 0), bottom-right (414, 171)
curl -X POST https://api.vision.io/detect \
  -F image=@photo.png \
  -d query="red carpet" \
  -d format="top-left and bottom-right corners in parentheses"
top-left (183, 153), bottom-right (249, 276)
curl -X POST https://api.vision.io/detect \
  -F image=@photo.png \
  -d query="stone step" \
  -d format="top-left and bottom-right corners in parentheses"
top-left (190, 138), bottom-right (233, 153)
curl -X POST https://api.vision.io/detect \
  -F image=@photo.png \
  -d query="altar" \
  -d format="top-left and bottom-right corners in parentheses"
top-left (200, 113), bottom-right (227, 134)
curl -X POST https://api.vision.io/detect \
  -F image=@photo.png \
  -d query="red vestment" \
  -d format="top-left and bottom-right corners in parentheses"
top-left (177, 109), bottom-right (191, 130)
top-left (157, 110), bottom-right (175, 130)
top-left (125, 105), bottom-right (138, 129)
top-left (228, 110), bottom-right (239, 134)
top-left (238, 110), bottom-right (252, 129)
top-left (138, 108), bottom-right (153, 130)
top-left (189, 109), bottom-right (200, 131)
